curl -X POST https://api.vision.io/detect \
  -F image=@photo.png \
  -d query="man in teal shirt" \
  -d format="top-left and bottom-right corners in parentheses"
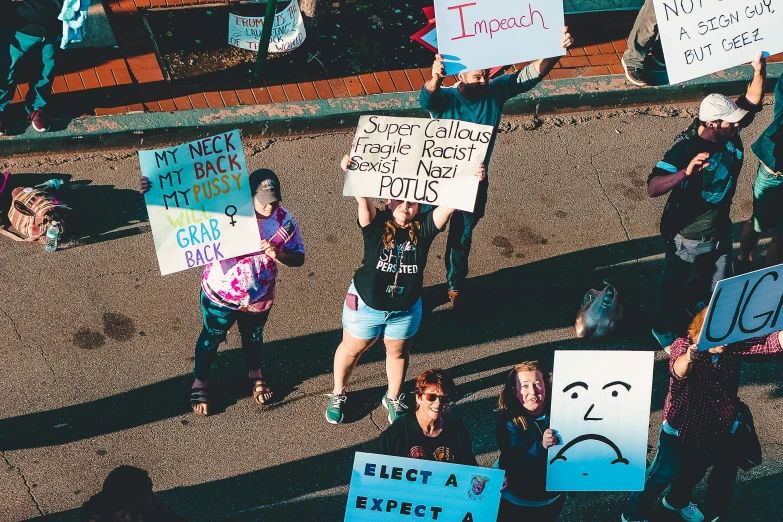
top-left (420, 27), bottom-right (573, 314)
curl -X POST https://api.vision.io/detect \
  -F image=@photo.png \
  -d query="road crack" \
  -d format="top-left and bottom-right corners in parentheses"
top-left (0, 305), bottom-right (55, 381)
top-left (369, 410), bottom-right (383, 432)
top-left (1, 452), bottom-right (44, 517)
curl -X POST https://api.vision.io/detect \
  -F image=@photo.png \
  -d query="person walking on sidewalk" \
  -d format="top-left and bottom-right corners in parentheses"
top-left (648, 53), bottom-right (766, 352)
top-left (621, 309), bottom-right (783, 522)
top-left (140, 169), bottom-right (305, 416)
top-left (324, 155), bottom-right (485, 425)
top-left (735, 70), bottom-right (783, 274)
top-left (420, 27), bottom-right (573, 315)
top-left (0, 0), bottom-right (64, 135)
top-left (621, 0), bottom-right (666, 87)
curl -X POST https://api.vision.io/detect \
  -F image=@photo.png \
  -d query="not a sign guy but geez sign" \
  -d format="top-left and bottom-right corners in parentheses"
top-left (228, 0), bottom-right (306, 53)
top-left (345, 452), bottom-right (504, 522)
top-left (342, 116), bottom-right (493, 212)
top-left (697, 262), bottom-right (783, 349)
top-left (654, 0), bottom-right (783, 84)
top-left (434, 0), bottom-right (565, 75)
top-left (139, 130), bottom-right (261, 276)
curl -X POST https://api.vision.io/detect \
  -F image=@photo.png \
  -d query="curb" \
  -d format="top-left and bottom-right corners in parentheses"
top-left (2, 63), bottom-right (781, 155)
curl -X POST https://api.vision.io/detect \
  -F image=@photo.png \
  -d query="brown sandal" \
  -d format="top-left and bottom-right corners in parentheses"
top-left (190, 386), bottom-right (209, 416)
top-left (250, 378), bottom-right (273, 405)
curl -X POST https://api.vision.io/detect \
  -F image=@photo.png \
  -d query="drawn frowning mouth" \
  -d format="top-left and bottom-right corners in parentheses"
top-left (549, 434), bottom-right (629, 466)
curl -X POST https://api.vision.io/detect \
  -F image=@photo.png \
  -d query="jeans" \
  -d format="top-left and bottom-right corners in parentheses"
top-left (623, 0), bottom-right (658, 69)
top-left (622, 428), bottom-right (738, 520)
top-left (652, 231), bottom-right (731, 334)
top-left (0, 27), bottom-right (59, 113)
top-left (193, 290), bottom-right (270, 382)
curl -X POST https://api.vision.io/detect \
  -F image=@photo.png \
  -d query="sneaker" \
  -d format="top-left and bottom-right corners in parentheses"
top-left (652, 328), bottom-right (678, 354)
top-left (29, 110), bottom-right (50, 132)
top-left (620, 514), bottom-right (648, 522)
top-left (733, 256), bottom-right (752, 276)
top-left (621, 56), bottom-right (648, 87)
top-left (382, 392), bottom-right (408, 424)
top-left (650, 45), bottom-right (666, 67)
top-left (324, 393), bottom-right (346, 424)
top-left (662, 498), bottom-right (705, 522)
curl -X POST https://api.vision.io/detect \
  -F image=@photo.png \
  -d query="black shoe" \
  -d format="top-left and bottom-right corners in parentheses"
top-left (621, 56), bottom-right (647, 87)
top-left (733, 256), bottom-right (752, 276)
top-left (650, 45), bottom-right (666, 67)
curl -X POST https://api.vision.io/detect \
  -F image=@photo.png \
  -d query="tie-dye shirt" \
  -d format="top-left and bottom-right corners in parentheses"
top-left (201, 205), bottom-right (304, 310)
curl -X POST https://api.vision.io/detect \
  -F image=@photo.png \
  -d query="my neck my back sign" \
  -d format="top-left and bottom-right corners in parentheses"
top-left (139, 130), bottom-right (261, 276)
top-left (342, 116), bottom-right (493, 212)
top-left (654, 0), bottom-right (783, 84)
top-left (345, 452), bottom-right (503, 521)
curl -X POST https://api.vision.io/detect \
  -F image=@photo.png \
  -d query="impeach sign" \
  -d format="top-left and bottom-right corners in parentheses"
top-left (434, 0), bottom-right (565, 74)
top-left (228, 0), bottom-right (306, 53)
top-left (697, 263), bottom-right (783, 349)
top-left (345, 452), bottom-right (504, 522)
top-left (654, 0), bottom-right (783, 84)
top-left (139, 130), bottom-right (261, 276)
top-left (342, 116), bottom-right (493, 212)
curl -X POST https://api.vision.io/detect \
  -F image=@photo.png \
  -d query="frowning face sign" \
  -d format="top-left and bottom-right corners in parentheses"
top-left (546, 351), bottom-right (654, 492)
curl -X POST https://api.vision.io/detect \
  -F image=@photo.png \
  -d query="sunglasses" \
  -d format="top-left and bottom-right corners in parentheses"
top-left (420, 393), bottom-right (451, 404)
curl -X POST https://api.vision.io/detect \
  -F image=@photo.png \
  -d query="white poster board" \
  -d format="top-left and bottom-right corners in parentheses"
top-left (345, 452), bottom-right (504, 522)
top-left (697, 263), bottom-right (783, 349)
top-left (228, 0), bottom-right (306, 53)
top-left (653, 0), bottom-right (783, 84)
top-left (434, 0), bottom-right (565, 75)
top-left (343, 116), bottom-right (493, 212)
top-left (547, 351), bottom-right (654, 492)
top-left (139, 130), bottom-right (261, 276)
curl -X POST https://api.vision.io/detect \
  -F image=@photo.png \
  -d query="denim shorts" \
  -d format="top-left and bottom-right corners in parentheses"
top-left (341, 281), bottom-right (422, 341)
top-left (752, 161), bottom-right (783, 233)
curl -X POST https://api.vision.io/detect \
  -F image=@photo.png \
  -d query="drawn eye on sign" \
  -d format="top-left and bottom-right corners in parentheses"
top-left (547, 351), bottom-right (654, 492)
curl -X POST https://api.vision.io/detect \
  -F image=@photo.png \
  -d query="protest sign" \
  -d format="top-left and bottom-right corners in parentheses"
top-left (434, 0), bottom-right (565, 75)
top-left (547, 351), bottom-right (654, 492)
top-left (653, 0), bottom-right (783, 84)
top-left (139, 130), bottom-right (261, 276)
top-left (697, 262), bottom-right (783, 349)
top-left (345, 452), bottom-right (503, 522)
top-left (228, 0), bottom-right (306, 53)
top-left (343, 116), bottom-right (493, 212)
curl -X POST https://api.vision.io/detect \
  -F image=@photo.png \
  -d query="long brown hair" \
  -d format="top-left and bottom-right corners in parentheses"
top-left (497, 361), bottom-right (552, 430)
top-left (688, 307), bottom-right (709, 342)
top-left (381, 202), bottom-right (421, 250)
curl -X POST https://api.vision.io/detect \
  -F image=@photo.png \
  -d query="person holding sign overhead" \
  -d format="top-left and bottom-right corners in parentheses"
top-left (377, 369), bottom-right (477, 466)
top-left (420, 27), bottom-right (573, 316)
top-left (140, 169), bottom-right (305, 416)
top-left (324, 156), bottom-right (485, 425)
top-left (648, 52), bottom-right (766, 353)
top-left (621, 309), bottom-right (783, 522)
top-left (495, 362), bottom-right (564, 521)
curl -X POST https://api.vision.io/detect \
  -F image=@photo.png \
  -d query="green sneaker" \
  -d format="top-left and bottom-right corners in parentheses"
top-left (382, 393), bottom-right (409, 424)
top-left (324, 393), bottom-right (346, 424)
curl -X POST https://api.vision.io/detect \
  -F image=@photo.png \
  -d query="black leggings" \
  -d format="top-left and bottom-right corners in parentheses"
top-left (496, 495), bottom-right (565, 522)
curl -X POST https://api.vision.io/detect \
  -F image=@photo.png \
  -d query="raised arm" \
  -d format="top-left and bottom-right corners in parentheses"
top-left (341, 154), bottom-right (376, 226)
top-left (431, 164), bottom-right (485, 228)
top-left (532, 27), bottom-right (573, 78)
top-left (424, 54), bottom-right (446, 95)
top-left (648, 152), bottom-right (710, 197)
top-left (745, 51), bottom-right (767, 106)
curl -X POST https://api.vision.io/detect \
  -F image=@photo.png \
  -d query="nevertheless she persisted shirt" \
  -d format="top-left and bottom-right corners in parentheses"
top-left (352, 209), bottom-right (443, 311)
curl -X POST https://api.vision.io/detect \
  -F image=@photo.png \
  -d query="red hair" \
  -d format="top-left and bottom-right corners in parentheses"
top-left (414, 369), bottom-right (456, 397)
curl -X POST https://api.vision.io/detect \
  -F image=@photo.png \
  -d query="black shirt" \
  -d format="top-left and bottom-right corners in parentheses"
top-left (352, 208), bottom-right (443, 311)
top-left (378, 413), bottom-right (477, 466)
top-left (2, 0), bottom-right (64, 38)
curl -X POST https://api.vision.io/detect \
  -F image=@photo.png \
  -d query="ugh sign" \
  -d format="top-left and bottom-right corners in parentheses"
top-left (448, 2), bottom-right (549, 40)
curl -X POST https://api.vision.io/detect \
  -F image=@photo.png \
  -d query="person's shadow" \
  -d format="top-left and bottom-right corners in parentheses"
top-left (0, 173), bottom-right (148, 247)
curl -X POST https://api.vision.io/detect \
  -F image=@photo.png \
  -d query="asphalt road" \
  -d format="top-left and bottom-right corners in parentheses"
top-left (1, 103), bottom-right (782, 522)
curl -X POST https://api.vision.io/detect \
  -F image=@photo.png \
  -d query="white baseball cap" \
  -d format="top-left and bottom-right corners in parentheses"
top-left (699, 93), bottom-right (748, 123)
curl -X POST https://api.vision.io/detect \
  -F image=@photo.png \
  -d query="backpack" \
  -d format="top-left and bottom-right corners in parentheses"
top-left (0, 180), bottom-right (71, 242)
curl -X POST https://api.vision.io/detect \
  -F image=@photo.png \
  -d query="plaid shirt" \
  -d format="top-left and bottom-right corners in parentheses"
top-left (663, 332), bottom-right (783, 450)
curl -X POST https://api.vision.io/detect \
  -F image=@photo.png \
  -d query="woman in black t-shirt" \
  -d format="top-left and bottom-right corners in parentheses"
top-left (325, 155), bottom-right (485, 425)
top-left (378, 369), bottom-right (477, 465)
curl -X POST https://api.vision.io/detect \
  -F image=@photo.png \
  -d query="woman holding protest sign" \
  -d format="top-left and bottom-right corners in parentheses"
top-left (621, 310), bottom-right (783, 522)
top-left (324, 155), bottom-right (485, 425)
top-left (140, 169), bottom-right (305, 416)
top-left (495, 361), bottom-right (564, 521)
top-left (377, 368), bottom-right (477, 465)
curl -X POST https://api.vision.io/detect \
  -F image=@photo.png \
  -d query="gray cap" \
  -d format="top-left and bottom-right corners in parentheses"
top-left (699, 94), bottom-right (748, 123)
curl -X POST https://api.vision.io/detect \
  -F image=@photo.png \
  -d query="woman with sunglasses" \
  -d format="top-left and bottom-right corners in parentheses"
top-left (495, 361), bottom-right (564, 521)
top-left (378, 368), bottom-right (477, 465)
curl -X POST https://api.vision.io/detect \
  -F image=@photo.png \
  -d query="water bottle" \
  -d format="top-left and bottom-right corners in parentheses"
top-left (37, 179), bottom-right (64, 190)
top-left (44, 221), bottom-right (60, 252)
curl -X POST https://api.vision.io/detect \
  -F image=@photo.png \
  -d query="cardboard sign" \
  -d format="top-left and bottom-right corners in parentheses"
top-left (547, 351), bottom-right (654, 492)
top-left (345, 452), bottom-right (504, 522)
top-left (228, 0), bottom-right (306, 53)
top-left (697, 263), bottom-right (783, 349)
top-left (653, 0), bottom-right (783, 84)
top-left (343, 116), bottom-right (493, 212)
top-left (434, 0), bottom-right (565, 74)
top-left (139, 130), bottom-right (261, 276)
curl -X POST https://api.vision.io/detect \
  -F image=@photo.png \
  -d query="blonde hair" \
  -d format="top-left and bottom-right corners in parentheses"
top-left (497, 361), bottom-right (551, 430)
top-left (381, 202), bottom-right (420, 250)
